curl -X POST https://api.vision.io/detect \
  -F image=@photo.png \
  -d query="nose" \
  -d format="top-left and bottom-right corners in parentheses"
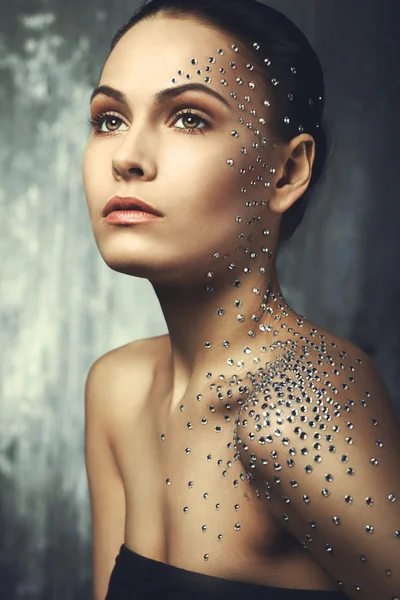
top-left (111, 126), bottom-right (157, 182)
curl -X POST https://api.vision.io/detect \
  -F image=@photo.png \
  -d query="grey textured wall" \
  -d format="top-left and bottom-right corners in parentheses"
top-left (0, 1), bottom-right (399, 598)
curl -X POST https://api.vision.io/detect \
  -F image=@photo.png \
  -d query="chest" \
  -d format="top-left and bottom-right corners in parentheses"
top-left (113, 395), bottom-right (288, 564)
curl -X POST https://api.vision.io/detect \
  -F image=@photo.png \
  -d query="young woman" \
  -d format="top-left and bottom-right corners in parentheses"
top-left (82, 1), bottom-right (400, 598)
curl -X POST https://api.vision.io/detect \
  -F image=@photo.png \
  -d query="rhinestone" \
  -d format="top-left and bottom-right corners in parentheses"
top-left (388, 493), bottom-right (397, 502)
top-left (232, 44), bottom-right (239, 52)
top-left (227, 159), bottom-right (234, 166)
top-left (204, 554), bottom-right (209, 561)
top-left (365, 525), bottom-right (374, 534)
top-left (358, 554), bottom-right (367, 562)
top-left (234, 523), bottom-right (241, 531)
top-left (183, 506), bottom-right (189, 513)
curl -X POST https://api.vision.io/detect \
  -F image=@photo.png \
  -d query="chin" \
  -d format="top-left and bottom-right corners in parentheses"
top-left (97, 244), bottom-right (193, 284)
top-left (95, 232), bottom-right (226, 285)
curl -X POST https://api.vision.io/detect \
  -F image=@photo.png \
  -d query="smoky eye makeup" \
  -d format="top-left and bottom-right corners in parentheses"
top-left (88, 105), bottom-right (214, 136)
top-left (88, 111), bottom-right (127, 136)
top-left (88, 89), bottom-right (230, 137)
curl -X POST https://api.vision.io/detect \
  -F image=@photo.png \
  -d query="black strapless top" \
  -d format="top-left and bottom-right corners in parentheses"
top-left (105, 543), bottom-right (350, 599)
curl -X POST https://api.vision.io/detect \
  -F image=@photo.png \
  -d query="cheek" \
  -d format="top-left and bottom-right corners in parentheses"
top-left (161, 138), bottom-right (246, 223)
top-left (82, 144), bottom-right (96, 194)
top-left (82, 143), bottom-right (109, 207)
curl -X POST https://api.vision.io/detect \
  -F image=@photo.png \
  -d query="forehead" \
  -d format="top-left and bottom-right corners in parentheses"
top-left (100, 15), bottom-right (256, 101)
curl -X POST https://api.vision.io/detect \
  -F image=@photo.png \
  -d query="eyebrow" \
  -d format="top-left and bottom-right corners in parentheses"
top-left (89, 83), bottom-right (233, 110)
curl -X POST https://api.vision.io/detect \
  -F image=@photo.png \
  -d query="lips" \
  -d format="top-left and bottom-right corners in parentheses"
top-left (102, 195), bottom-right (163, 217)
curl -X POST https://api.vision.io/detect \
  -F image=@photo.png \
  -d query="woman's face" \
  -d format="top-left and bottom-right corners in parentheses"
top-left (82, 15), bottom-right (282, 284)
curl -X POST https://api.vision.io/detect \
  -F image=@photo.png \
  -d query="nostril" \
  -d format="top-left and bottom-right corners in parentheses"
top-left (128, 167), bottom-right (144, 176)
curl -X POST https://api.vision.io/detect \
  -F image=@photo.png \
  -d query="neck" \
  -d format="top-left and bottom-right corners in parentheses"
top-left (152, 257), bottom-right (295, 407)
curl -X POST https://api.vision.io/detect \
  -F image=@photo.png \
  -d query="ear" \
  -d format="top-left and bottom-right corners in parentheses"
top-left (268, 134), bottom-right (315, 215)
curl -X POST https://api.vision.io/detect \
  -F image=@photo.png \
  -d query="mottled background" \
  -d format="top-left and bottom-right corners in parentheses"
top-left (0, 0), bottom-right (399, 598)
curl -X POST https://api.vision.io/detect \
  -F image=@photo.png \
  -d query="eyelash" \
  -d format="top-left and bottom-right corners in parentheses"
top-left (88, 108), bottom-right (210, 136)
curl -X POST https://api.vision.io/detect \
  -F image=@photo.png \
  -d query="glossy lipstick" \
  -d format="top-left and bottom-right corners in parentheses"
top-left (103, 195), bottom-right (163, 225)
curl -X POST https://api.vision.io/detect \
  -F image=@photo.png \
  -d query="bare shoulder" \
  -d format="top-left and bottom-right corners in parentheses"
top-left (85, 334), bottom-right (171, 438)
top-left (239, 315), bottom-right (400, 598)
top-left (87, 333), bottom-right (171, 386)
top-left (84, 335), bottom-right (170, 600)
top-left (295, 315), bottom-right (396, 404)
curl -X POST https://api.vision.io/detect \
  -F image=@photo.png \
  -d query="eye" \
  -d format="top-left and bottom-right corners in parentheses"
top-left (173, 109), bottom-right (210, 134)
top-left (88, 112), bottom-right (128, 136)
